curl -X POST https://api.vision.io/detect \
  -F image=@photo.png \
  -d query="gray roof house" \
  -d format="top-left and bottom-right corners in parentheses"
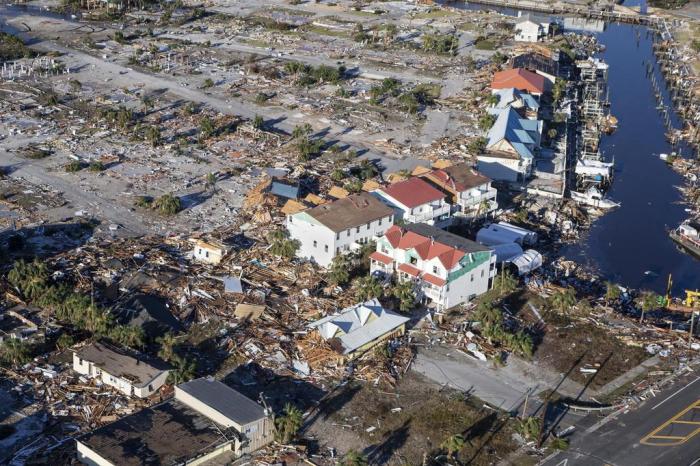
top-left (307, 299), bottom-right (409, 358)
top-left (76, 377), bottom-right (274, 466)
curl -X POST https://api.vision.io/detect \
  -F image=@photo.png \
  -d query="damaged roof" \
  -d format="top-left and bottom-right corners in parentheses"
top-left (422, 163), bottom-right (491, 193)
top-left (75, 341), bottom-right (170, 387)
top-left (177, 377), bottom-right (267, 426)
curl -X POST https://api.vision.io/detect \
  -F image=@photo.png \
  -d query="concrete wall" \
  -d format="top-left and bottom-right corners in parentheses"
top-left (76, 440), bottom-right (115, 466)
top-left (477, 157), bottom-right (525, 182)
top-left (133, 370), bottom-right (170, 398)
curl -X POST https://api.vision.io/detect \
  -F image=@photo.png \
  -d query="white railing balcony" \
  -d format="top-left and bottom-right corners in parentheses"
top-left (407, 204), bottom-right (451, 223)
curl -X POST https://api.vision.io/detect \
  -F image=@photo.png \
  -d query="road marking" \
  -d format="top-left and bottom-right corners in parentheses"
top-left (651, 377), bottom-right (700, 411)
top-left (641, 399), bottom-right (700, 446)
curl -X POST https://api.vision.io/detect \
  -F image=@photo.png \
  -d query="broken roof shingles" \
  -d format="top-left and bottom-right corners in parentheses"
top-left (178, 378), bottom-right (266, 426)
top-left (76, 342), bottom-right (169, 388)
top-left (304, 193), bottom-right (393, 233)
top-left (422, 163), bottom-right (490, 193)
top-left (491, 68), bottom-right (546, 94)
top-left (80, 400), bottom-right (229, 466)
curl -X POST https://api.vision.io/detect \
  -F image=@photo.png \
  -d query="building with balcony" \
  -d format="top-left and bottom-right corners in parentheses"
top-left (420, 163), bottom-right (498, 219)
top-left (372, 177), bottom-right (452, 228)
top-left (370, 224), bottom-right (496, 311)
top-left (286, 192), bottom-right (394, 267)
top-left (488, 87), bottom-right (540, 120)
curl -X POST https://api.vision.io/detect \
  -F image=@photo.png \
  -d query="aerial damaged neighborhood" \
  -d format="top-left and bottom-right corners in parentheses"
top-left (0, 0), bottom-right (700, 465)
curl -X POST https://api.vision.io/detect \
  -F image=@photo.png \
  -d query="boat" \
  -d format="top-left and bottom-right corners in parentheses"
top-left (570, 187), bottom-right (620, 209)
top-left (602, 114), bottom-right (618, 134)
top-left (669, 220), bottom-right (700, 258)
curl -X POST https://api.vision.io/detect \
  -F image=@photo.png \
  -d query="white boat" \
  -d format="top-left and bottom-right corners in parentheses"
top-left (570, 187), bottom-right (620, 209)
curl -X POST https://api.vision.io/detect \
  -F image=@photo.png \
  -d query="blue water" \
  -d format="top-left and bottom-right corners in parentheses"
top-left (561, 23), bottom-right (698, 294)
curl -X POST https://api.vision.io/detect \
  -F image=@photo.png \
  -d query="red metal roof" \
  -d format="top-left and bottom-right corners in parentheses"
top-left (369, 251), bottom-right (393, 265)
top-left (491, 68), bottom-right (546, 94)
top-left (384, 225), bottom-right (466, 270)
top-left (422, 273), bottom-right (446, 287)
top-left (397, 263), bottom-right (421, 277)
top-left (379, 177), bottom-right (445, 209)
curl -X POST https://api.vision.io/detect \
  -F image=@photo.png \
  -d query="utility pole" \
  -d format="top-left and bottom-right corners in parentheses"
top-left (689, 311), bottom-right (697, 349)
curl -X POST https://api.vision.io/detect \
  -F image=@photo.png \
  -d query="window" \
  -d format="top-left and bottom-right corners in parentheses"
top-left (470, 274), bottom-right (474, 282)
top-left (198, 248), bottom-right (202, 255)
top-left (432, 266), bottom-right (439, 274)
top-left (336, 232), bottom-right (340, 240)
top-left (366, 223), bottom-right (370, 230)
top-left (356, 226), bottom-right (360, 233)
top-left (347, 230), bottom-right (351, 237)
top-left (313, 240), bottom-right (317, 248)
top-left (410, 256), bottom-right (417, 265)
top-left (205, 251), bottom-right (209, 258)
top-left (324, 245), bottom-right (328, 253)
top-left (379, 218), bottom-right (382, 225)
top-left (343, 244), bottom-right (349, 251)
top-left (336, 247), bottom-right (340, 254)
top-left (289, 216), bottom-right (292, 223)
top-left (148, 384), bottom-right (153, 392)
top-left (481, 270), bottom-right (484, 277)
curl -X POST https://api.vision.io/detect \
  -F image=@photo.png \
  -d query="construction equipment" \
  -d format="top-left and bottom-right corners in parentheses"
top-left (662, 274), bottom-right (700, 313)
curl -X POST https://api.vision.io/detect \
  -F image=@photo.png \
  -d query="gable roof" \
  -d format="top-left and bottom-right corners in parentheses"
top-left (177, 377), bottom-right (266, 426)
top-left (383, 223), bottom-right (489, 270)
top-left (307, 299), bottom-right (409, 354)
top-left (422, 163), bottom-right (491, 193)
top-left (75, 342), bottom-right (170, 388)
top-left (489, 88), bottom-right (540, 115)
top-left (303, 192), bottom-right (393, 233)
top-left (491, 68), bottom-right (546, 94)
top-left (377, 177), bottom-right (446, 208)
top-left (487, 108), bottom-right (540, 160)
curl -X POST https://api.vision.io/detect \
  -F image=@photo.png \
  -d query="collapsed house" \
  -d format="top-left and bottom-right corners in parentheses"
top-left (76, 377), bottom-right (274, 466)
top-left (286, 192), bottom-right (394, 267)
top-left (306, 298), bottom-right (409, 359)
top-left (370, 224), bottom-right (496, 310)
top-left (73, 341), bottom-right (171, 398)
top-left (191, 238), bottom-right (230, 265)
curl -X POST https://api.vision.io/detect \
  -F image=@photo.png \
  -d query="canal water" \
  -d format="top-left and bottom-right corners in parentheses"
top-left (560, 22), bottom-right (698, 295)
top-left (452, 1), bottom-right (698, 293)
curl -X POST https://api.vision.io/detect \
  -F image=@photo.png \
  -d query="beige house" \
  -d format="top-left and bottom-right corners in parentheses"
top-left (73, 342), bottom-right (170, 398)
top-left (191, 239), bottom-right (229, 265)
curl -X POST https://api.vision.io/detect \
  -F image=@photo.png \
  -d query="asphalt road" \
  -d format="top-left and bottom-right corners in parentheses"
top-left (543, 373), bottom-right (700, 466)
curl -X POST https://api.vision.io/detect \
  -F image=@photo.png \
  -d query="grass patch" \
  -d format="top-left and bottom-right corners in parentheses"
top-left (304, 25), bottom-right (350, 38)
top-left (413, 8), bottom-right (455, 20)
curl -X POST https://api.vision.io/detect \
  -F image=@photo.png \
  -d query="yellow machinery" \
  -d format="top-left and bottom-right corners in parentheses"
top-left (664, 275), bottom-right (700, 313)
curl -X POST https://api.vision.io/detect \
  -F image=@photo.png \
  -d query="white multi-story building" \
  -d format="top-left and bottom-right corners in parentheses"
top-left (370, 224), bottom-right (496, 311)
top-left (373, 177), bottom-right (452, 228)
top-left (514, 15), bottom-right (550, 42)
top-left (73, 341), bottom-right (170, 398)
top-left (286, 192), bottom-right (394, 267)
top-left (420, 163), bottom-right (498, 219)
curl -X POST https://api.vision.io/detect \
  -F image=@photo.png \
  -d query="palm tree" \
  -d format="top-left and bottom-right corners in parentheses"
top-left (145, 125), bottom-right (161, 147)
top-left (508, 331), bottom-right (534, 358)
top-left (605, 282), bottom-right (621, 305)
top-left (441, 433), bottom-right (465, 458)
top-left (549, 287), bottom-right (577, 314)
top-left (516, 416), bottom-right (541, 441)
top-left (354, 276), bottom-right (382, 301)
top-left (168, 354), bottom-right (196, 384)
top-left (157, 332), bottom-right (177, 362)
top-left (637, 291), bottom-right (658, 324)
top-left (291, 123), bottom-right (312, 139)
top-left (328, 254), bottom-right (351, 286)
top-left (268, 230), bottom-right (300, 259)
top-left (205, 172), bottom-right (217, 193)
top-left (339, 450), bottom-right (368, 466)
top-left (392, 280), bottom-right (416, 312)
top-left (274, 403), bottom-right (303, 444)
top-left (200, 116), bottom-right (215, 138)
top-left (252, 114), bottom-right (264, 130)
top-left (152, 193), bottom-right (181, 215)
top-left (1, 339), bottom-right (31, 366)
